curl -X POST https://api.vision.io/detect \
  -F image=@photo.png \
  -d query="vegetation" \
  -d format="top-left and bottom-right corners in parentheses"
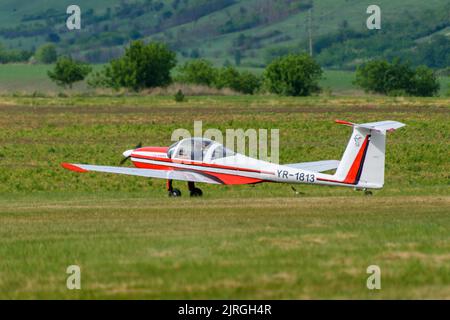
top-left (47, 57), bottom-right (92, 88)
top-left (35, 44), bottom-right (58, 64)
top-left (0, 1), bottom-right (447, 69)
top-left (0, 43), bottom-right (32, 63)
top-left (174, 89), bottom-right (185, 102)
top-left (176, 59), bottom-right (217, 87)
top-left (355, 59), bottom-right (440, 96)
top-left (90, 41), bottom-right (177, 91)
top-left (264, 54), bottom-right (323, 96)
top-left (176, 60), bottom-right (261, 94)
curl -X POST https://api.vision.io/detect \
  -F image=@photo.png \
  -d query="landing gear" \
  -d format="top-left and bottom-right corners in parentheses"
top-left (354, 187), bottom-right (373, 196)
top-left (167, 179), bottom-right (182, 197)
top-left (168, 188), bottom-right (182, 197)
top-left (166, 180), bottom-right (202, 197)
top-left (188, 181), bottom-right (203, 197)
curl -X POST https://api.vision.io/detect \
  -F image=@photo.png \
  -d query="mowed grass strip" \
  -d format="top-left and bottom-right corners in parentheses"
top-left (0, 196), bottom-right (449, 299)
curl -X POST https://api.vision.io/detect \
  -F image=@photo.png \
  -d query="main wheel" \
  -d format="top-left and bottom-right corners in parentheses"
top-left (168, 188), bottom-right (181, 197)
top-left (190, 187), bottom-right (203, 197)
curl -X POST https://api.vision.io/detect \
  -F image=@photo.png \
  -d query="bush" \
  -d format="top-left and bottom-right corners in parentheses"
top-left (176, 59), bottom-right (217, 86)
top-left (93, 41), bottom-right (177, 91)
top-left (214, 66), bottom-right (261, 94)
top-left (174, 89), bottom-right (185, 102)
top-left (264, 54), bottom-right (323, 96)
top-left (409, 66), bottom-right (440, 97)
top-left (355, 59), bottom-right (440, 96)
top-left (47, 56), bottom-right (92, 88)
top-left (35, 44), bottom-right (57, 64)
top-left (235, 71), bottom-right (261, 94)
top-left (176, 60), bottom-right (261, 94)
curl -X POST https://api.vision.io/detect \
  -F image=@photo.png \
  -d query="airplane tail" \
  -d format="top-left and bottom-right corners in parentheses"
top-left (332, 120), bottom-right (405, 188)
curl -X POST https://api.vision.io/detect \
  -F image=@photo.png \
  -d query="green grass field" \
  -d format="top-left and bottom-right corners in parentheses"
top-left (0, 95), bottom-right (449, 298)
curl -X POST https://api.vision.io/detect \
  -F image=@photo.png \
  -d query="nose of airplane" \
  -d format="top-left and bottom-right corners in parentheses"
top-left (122, 149), bottom-right (133, 158)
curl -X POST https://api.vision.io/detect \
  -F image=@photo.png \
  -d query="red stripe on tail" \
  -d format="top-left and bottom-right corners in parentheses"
top-left (343, 136), bottom-right (370, 184)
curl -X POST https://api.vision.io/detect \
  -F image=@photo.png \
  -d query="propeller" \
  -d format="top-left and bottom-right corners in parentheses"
top-left (120, 142), bottom-right (142, 165)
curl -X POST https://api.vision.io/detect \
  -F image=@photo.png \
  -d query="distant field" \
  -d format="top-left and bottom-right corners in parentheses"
top-left (0, 95), bottom-right (448, 298)
top-left (0, 64), bottom-right (448, 96)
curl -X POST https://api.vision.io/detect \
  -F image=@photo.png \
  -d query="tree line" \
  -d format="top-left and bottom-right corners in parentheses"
top-left (47, 40), bottom-right (441, 97)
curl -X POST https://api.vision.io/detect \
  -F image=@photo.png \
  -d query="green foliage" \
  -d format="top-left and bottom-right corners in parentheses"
top-left (409, 66), bottom-right (441, 97)
top-left (0, 43), bottom-right (32, 63)
top-left (264, 54), bottom-right (323, 96)
top-left (215, 66), bottom-right (261, 94)
top-left (176, 59), bottom-right (217, 86)
top-left (174, 89), bottom-right (185, 102)
top-left (47, 56), bottom-right (92, 88)
top-left (355, 59), bottom-right (440, 97)
top-left (97, 41), bottom-right (177, 91)
top-left (176, 60), bottom-right (261, 94)
top-left (234, 70), bottom-right (261, 94)
top-left (35, 43), bottom-right (57, 64)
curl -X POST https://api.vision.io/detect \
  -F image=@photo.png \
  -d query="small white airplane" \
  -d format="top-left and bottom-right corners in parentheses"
top-left (62, 120), bottom-right (405, 197)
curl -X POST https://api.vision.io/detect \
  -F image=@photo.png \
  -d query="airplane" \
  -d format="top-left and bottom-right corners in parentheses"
top-left (61, 120), bottom-right (405, 197)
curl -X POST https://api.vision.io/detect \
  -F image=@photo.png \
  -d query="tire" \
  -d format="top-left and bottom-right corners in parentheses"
top-left (168, 188), bottom-right (182, 197)
top-left (190, 187), bottom-right (203, 197)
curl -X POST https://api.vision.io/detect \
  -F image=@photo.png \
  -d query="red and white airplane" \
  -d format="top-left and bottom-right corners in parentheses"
top-left (62, 120), bottom-right (405, 197)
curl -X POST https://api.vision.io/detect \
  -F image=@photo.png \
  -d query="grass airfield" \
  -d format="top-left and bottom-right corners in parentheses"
top-left (0, 95), bottom-right (449, 299)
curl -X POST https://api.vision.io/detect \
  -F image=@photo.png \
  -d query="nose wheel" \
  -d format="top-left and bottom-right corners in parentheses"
top-left (166, 180), bottom-right (202, 197)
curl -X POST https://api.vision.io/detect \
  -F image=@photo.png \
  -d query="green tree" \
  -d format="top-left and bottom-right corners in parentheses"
top-left (214, 66), bottom-right (261, 94)
top-left (355, 59), bottom-right (440, 96)
top-left (35, 44), bottom-right (57, 64)
top-left (264, 54), bottom-right (323, 96)
top-left (176, 59), bottom-right (217, 86)
top-left (101, 41), bottom-right (177, 91)
top-left (235, 71), bottom-right (260, 94)
top-left (47, 56), bottom-right (92, 88)
top-left (409, 65), bottom-right (440, 97)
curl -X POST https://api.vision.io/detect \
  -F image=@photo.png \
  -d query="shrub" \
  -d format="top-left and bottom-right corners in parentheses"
top-left (355, 59), bottom-right (440, 96)
top-left (35, 44), bottom-right (58, 64)
top-left (47, 56), bottom-right (92, 88)
top-left (176, 59), bottom-right (217, 86)
top-left (235, 71), bottom-right (261, 94)
top-left (409, 66), bottom-right (440, 97)
top-left (93, 41), bottom-right (177, 91)
top-left (214, 66), bottom-right (261, 94)
top-left (174, 89), bottom-right (185, 102)
top-left (264, 54), bottom-right (323, 96)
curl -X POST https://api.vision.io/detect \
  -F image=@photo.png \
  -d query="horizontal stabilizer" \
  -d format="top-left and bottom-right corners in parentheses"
top-left (335, 120), bottom-right (405, 132)
top-left (285, 160), bottom-right (340, 172)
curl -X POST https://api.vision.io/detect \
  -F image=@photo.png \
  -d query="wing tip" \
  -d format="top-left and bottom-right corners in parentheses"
top-left (61, 162), bottom-right (88, 173)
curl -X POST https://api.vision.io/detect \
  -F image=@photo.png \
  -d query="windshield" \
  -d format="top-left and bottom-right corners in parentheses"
top-left (211, 145), bottom-right (235, 160)
top-left (167, 141), bottom-right (179, 158)
top-left (171, 138), bottom-right (214, 161)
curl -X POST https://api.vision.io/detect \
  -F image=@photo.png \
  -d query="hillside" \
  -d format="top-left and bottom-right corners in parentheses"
top-left (0, 0), bottom-right (448, 69)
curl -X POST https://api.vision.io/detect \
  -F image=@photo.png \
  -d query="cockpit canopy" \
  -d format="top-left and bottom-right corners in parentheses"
top-left (167, 138), bottom-right (235, 162)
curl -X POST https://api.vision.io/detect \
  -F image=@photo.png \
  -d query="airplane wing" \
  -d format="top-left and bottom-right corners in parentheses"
top-left (284, 160), bottom-right (340, 172)
top-left (61, 163), bottom-right (222, 184)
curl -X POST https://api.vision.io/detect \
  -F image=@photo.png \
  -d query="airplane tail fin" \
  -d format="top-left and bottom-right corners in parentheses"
top-left (333, 120), bottom-right (405, 188)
